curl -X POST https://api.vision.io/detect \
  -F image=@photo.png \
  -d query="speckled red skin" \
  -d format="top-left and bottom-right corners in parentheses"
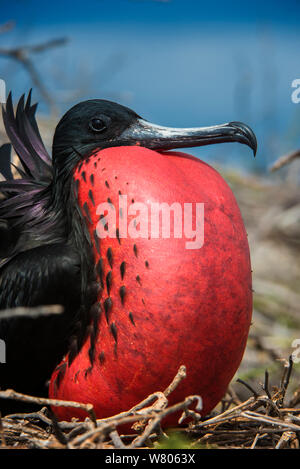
top-left (49, 146), bottom-right (252, 423)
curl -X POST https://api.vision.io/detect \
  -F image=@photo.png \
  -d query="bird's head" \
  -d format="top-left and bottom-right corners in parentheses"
top-left (52, 99), bottom-right (257, 178)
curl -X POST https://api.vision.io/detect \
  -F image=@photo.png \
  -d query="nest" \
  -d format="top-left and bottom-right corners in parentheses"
top-left (0, 358), bottom-right (299, 449)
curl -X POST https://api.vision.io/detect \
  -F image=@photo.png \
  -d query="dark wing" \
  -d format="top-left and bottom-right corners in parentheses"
top-left (2, 91), bottom-right (52, 180)
top-left (0, 92), bottom-right (95, 415)
top-left (0, 244), bottom-right (81, 403)
top-left (0, 91), bottom-right (55, 267)
top-left (0, 144), bottom-right (15, 257)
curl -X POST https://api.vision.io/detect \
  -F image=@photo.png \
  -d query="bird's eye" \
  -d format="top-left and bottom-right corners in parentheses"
top-left (89, 118), bottom-right (107, 133)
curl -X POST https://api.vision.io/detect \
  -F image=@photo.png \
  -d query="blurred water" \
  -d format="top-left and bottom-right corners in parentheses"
top-left (1, 0), bottom-right (300, 173)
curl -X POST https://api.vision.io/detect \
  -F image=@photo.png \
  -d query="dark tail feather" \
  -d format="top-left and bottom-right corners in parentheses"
top-left (0, 91), bottom-right (54, 264)
top-left (2, 91), bottom-right (52, 181)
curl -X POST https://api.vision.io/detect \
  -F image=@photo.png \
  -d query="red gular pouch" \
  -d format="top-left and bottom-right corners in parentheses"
top-left (49, 146), bottom-right (252, 426)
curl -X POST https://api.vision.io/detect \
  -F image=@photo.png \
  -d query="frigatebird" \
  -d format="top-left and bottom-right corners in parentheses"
top-left (0, 91), bottom-right (256, 418)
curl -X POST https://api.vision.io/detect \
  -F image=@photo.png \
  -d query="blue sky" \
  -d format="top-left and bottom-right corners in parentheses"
top-left (1, 0), bottom-right (300, 172)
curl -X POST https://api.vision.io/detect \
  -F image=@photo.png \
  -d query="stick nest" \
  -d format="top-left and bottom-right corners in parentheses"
top-left (0, 357), bottom-right (300, 449)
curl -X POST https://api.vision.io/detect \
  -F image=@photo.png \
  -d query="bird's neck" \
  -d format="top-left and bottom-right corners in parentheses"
top-left (12, 167), bottom-right (83, 255)
top-left (50, 164), bottom-right (97, 345)
top-left (51, 166), bottom-right (95, 272)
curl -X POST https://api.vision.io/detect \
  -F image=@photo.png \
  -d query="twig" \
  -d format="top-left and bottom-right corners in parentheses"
top-left (250, 432), bottom-right (267, 449)
top-left (131, 366), bottom-right (188, 438)
top-left (163, 365), bottom-right (186, 397)
top-left (262, 370), bottom-right (272, 399)
top-left (270, 150), bottom-right (300, 172)
top-left (0, 412), bottom-right (6, 447)
top-left (241, 411), bottom-right (300, 432)
top-left (0, 389), bottom-right (96, 423)
top-left (196, 397), bottom-right (257, 428)
top-left (46, 408), bottom-right (69, 446)
top-left (129, 396), bottom-right (202, 449)
top-left (281, 356), bottom-right (294, 400)
top-left (0, 38), bottom-right (68, 113)
top-left (1, 358), bottom-right (299, 449)
top-left (275, 431), bottom-right (295, 449)
top-left (0, 305), bottom-right (64, 319)
top-left (237, 378), bottom-right (259, 398)
top-left (0, 22), bottom-right (15, 35)
top-left (108, 430), bottom-right (127, 449)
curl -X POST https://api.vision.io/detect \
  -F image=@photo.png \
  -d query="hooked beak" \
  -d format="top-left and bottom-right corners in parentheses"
top-left (119, 118), bottom-right (257, 156)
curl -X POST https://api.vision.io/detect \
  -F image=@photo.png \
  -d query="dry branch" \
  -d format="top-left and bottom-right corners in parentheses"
top-left (270, 149), bottom-right (300, 172)
top-left (0, 32), bottom-right (68, 113)
top-left (0, 359), bottom-right (300, 449)
top-left (0, 304), bottom-right (63, 319)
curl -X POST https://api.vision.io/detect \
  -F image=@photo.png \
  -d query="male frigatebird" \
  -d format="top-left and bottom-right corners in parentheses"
top-left (0, 91), bottom-right (256, 419)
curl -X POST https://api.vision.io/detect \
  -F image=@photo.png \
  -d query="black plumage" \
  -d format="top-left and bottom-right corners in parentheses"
top-left (0, 93), bottom-right (99, 412)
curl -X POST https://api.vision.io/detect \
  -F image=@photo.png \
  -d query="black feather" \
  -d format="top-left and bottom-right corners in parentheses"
top-left (0, 92), bottom-right (96, 412)
top-left (0, 91), bottom-right (148, 413)
top-left (0, 143), bottom-right (13, 180)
